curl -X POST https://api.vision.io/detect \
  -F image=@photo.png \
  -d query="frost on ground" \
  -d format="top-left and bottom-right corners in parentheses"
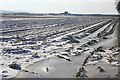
top-left (0, 15), bottom-right (119, 79)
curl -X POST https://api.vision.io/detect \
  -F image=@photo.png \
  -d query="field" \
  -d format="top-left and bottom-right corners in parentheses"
top-left (0, 15), bottom-right (119, 78)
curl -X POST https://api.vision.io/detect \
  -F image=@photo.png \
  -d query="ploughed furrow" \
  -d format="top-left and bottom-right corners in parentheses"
top-left (71, 19), bottom-right (116, 51)
top-left (72, 19), bottom-right (112, 36)
top-left (45, 20), bottom-right (105, 39)
top-left (1, 19), bottom-right (104, 42)
top-left (97, 19), bottom-right (118, 38)
top-left (40, 19), bottom-right (112, 41)
top-left (50, 19), bottom-right (112, 41)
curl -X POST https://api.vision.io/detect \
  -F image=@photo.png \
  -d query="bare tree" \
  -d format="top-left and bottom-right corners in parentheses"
top-left (116, 1), bottom-right (120, 13)
top-left (116, 0), bottom-right (120, 46)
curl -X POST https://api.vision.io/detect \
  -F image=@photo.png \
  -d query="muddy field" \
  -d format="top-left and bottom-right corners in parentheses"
top-left (0, 15), bottom-right (119, 79)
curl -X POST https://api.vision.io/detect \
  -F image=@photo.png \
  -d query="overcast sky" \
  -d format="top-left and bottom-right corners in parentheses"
top-left (0, 0), bottom-right (118, 14)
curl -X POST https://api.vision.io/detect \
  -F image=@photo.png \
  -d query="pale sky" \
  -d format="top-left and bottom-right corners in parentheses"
top-left (0, 0), bottom-right (118, 14)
